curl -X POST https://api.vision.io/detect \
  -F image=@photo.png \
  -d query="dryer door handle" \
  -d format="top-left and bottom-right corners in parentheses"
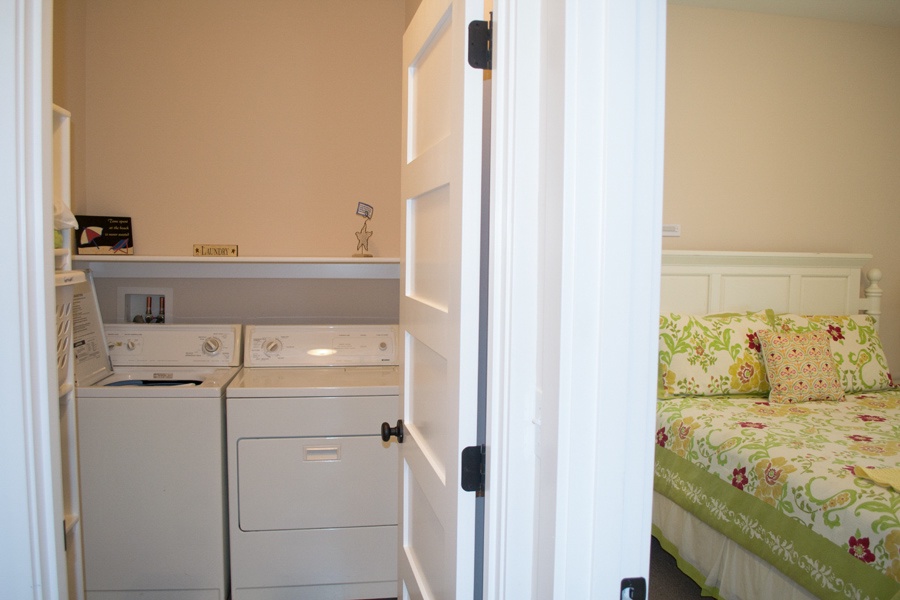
top-left (380, 419), bottom-right (404, 443)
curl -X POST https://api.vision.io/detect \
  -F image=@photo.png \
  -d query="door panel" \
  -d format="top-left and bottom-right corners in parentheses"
top-left (407, 336), bottom-right (453, 481)
top-left (399, 0), bottom-right (483, 597)
top-left (406, 185), bottom-right (450, 310)
top-left (407, 11), bottom-right (452, 161)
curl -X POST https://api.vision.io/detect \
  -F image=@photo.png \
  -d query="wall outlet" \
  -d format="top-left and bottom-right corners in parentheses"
top-left (662, 224), bottom-right (681, 237)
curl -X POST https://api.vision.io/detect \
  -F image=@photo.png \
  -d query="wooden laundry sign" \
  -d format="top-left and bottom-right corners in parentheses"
top-left (193, 244), bottom-right (239, 257)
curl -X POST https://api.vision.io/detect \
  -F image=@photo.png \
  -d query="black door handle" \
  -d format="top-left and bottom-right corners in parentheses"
top-left (381, 419), bottom-right (404, 443)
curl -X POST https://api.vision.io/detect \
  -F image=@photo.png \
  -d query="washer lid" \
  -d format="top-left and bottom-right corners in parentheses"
top-left (227, 365), bottom-right (399, 397)
top-left (71, 272), bottom-right (243, 385)
top-left (78, 366), bottom-right (242, 397)
top-left (72, 273), bottom-right (113, 386)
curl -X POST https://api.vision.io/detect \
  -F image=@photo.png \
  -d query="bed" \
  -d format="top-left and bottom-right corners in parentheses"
top-left (653, 251), bottom-right (900, 600)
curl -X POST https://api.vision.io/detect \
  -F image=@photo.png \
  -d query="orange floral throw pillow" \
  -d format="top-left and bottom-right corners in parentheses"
top-left (769, 313), bottom-right (894, 393)
top-left (757, 330), bottom-right (845, 403)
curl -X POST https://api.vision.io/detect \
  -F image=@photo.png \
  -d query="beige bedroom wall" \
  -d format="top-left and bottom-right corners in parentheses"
top-left (405, 0), bottom-right (422, 28)
top-left (81, 0), bottom-right (403, 258)
top-left (664, 5), bottom-right (900, 366)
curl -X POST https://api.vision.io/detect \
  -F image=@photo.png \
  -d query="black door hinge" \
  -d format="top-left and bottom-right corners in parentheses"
top-left (461, 444), bottom-right (485, 496)
top-left (621, 577), bottom-right (647, 600)
top-left (467, 13), bottom-right (493, 71)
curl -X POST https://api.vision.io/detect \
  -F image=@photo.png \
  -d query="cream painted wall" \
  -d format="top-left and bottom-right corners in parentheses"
top-left (52, 0), bottom-right (86, 210)
top-left (664, 5), bottom-right (900, 365)
top-left (405, 0), bottom-right (422, 28)
top-left (82, 0), bottom-right (403, 258)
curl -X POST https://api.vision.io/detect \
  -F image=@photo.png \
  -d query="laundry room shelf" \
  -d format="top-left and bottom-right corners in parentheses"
top-left (72, 256), bottom-right (401, 279)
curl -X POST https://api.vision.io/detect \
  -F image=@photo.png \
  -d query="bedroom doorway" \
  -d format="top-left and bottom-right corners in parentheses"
top-left (6, 0), bottom-right (668, 597)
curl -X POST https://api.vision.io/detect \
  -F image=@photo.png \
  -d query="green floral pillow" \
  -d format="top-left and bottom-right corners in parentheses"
top-left (769, 313), bottom-right (894, 393)
top-left (658, 311), bottom-right (774, 398)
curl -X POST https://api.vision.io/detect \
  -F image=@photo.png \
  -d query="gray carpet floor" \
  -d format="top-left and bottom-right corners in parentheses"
top-left (649, 536), bottom-right (708, 599)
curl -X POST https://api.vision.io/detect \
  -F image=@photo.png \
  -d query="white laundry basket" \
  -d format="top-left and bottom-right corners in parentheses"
top-left (55, 270), bottom-right (85, 393)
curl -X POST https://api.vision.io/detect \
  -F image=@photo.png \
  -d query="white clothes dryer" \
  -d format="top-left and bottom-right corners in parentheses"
top-left (74, 320), bottom-right (242, 600)
top-left (226, 324), bottom-right (400, 600)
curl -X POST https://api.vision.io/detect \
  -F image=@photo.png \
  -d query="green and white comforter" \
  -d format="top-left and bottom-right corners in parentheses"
top-left (655, 391), bottom-right (900, 600)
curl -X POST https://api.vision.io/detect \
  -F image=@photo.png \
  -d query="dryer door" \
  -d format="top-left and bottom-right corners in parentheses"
top-left (237, 435), bottom-right (397, 531)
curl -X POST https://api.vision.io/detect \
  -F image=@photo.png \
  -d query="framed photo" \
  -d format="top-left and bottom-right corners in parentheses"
top-left (75, 215), bottom-right (134, 255)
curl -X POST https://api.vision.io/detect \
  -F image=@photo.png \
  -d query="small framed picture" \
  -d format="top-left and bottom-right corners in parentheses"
top-left (75, 215), bottom-right (134, 255)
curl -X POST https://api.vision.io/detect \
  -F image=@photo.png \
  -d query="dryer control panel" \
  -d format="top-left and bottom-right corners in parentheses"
top-left (244, 325), bottom-right (398, 367)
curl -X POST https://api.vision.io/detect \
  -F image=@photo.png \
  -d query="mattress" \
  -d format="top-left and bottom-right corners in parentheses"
top-left (654, 391), bottom-right (900, 599)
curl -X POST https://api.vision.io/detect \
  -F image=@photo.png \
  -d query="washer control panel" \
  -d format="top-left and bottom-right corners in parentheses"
top-left (105, 324), bottom-right (242, 367)
top-left (245, 325), bottom-right (398, 367)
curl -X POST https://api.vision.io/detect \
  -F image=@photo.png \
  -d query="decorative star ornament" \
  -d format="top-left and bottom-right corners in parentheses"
top-left (355, 220), bottom-right (373, 255)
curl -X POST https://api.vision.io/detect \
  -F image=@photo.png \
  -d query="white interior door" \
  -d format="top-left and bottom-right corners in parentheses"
top-left (397, 0), bottom-right (483, 597)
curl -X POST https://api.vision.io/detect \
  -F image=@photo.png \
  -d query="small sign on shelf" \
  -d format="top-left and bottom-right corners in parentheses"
top-left (353, 202), bottom-right (374, 257)
top-left (193, 244), bottom-right (239, 257)
top-left (75, 215), bottom-right (133, 255)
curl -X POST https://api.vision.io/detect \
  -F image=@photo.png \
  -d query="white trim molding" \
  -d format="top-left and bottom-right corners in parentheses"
top-left (1, 0), bottom-right (64, 597)
top-left (485, 0), bottom-right (667, 598)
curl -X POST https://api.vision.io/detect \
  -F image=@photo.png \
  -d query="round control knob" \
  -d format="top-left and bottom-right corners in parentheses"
top-left (202, 336), bottom-right (222, 355)
top-left (263, 338), bottom-right (282, 355)
top-left (126, 340), bottom-right (137, 351)
top-left (381, 419), bottom-right (404, 443)
top-left (379, 342), bottom-right (388, 351)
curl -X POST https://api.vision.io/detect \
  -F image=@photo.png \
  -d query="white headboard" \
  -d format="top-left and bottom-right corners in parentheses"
top-left (660, 251), bottom-right (882, 320)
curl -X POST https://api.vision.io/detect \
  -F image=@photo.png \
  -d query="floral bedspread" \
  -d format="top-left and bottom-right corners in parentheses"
top-left (655, 391), bottom-right (900, 600)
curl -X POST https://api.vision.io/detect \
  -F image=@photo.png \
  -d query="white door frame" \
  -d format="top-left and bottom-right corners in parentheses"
top-left (485, 0), bottom-right (667, 597)
top-left (2, 0), bottom-right (65, 598)
top-left (9, 0), bottom-right (667, 596)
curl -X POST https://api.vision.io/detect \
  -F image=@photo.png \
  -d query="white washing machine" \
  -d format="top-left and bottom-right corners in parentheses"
top-left (226, 324), bottom-right (400, 600)
top-left (74, 320), bottom-right (242, 600)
